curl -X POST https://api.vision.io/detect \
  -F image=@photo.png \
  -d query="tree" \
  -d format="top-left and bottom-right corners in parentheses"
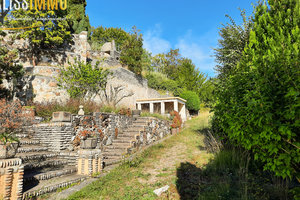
top-left (214, 0), bottom-right (300, 178)
top-left (99, 85), bottom-right (134, 107)
top-left (214, 10), bottom-right (252, 80)
top-left (176, 58), bottom-right (207, 94)
top-left (7, 1), bottom-right (71, 65)
top-left (0, 31), bottom-right (23, 99)
top-left (90, 26), bottom-right (129, 50)
top-left (0, 99), bottom-right (33, 145)
top-left (120, 26), bottom-right (143, 75)
top-left (57, 60), bottom-right (111, 100)
top-left (179, 90), bottom-right (200, 113)
top-left (67, 0), bottom-right (91, 35)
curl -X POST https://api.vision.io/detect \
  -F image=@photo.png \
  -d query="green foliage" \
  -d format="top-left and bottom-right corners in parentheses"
top-left (67, 0), bottom-right (91, 35)
top-left (90, 26), bottom-right (129, 50)
top-left (214, 9), bottom-right (252, 80)
top-left (0, 39), bottom-right (23, 98)
top-left (176, 58), bottom-right (207, 94)
top-left (8, 3), bottom-right (71, 50)
top-left (180, 90), bottom-right (200, 112)
top-left (198, 78), bottom-right (215, 108)
top-left (57, 60), bottom-right (111, 99)
top-left (151, 49), bottom-right (181, 79)
top-left (140, 112), bottom-right (169, 121)
top-left (213, 0), bottom-right (300, 179)
top-left (145, 71), bottom-right (179, 94)
top-left (33, 99), bottom-right (100, 121)
top-left (120, 26), bottom-right (143, 75)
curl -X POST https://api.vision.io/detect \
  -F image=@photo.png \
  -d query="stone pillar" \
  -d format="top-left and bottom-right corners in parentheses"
top-left (137, 103), bottom-right (142, 110)
top-left (181, 104), bottom-right (187, 122)
top-left (0, 158), bottom-right (24, 200)
top-left (78, 149), bottom-right (102, 176)
top-left (149, 103), bottom-right (154, 114)
top-left (174, 101), bottom-right (179, 112)
top-left (161, 101), bottom-right (165, 115)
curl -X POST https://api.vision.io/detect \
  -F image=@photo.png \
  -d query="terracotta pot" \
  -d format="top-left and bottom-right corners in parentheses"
top-left (171, 128), bottom-right (177, 135)
top-left (0, 142), bottom-right (19, 159)
top-left (80, 138), bottom-right (97, 149)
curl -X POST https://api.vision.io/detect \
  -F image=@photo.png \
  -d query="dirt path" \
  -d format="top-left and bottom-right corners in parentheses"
top-left (65, 111), bottom-right (212, 200)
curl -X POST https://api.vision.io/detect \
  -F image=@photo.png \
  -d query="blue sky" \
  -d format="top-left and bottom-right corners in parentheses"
top-left (86, 0), bottom-right (255, 77)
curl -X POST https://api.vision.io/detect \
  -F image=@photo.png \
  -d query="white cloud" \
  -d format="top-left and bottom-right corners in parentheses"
top-left (143, 24), bottom-right (171, 55)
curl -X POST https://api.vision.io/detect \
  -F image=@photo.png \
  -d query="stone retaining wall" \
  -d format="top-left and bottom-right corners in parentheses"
top-left (129, 118), bottom-right (171, 153)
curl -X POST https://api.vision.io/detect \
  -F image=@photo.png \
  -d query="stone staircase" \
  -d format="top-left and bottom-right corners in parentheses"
top-left (103, 117), bottom-right (150, 170)
top-left (15, 127), bottom-right (87, 199)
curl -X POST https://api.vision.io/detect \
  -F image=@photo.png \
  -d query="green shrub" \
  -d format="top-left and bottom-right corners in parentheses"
top-left (32, 99), bottom-right (100, 121)
top-left (180, 90), bottom-right (200, 112)
top-left (140, 112), bottom-right (169, 121)
top-left (145, 72), bottom-right (179, 93)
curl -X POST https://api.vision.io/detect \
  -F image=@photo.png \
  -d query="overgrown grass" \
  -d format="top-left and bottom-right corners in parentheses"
top-left (66, 113), bottom-right (210, 200)
top-left (66, 112), bottom-right (296, 200)
top-left (30, 99), bottom-right (131, 121)
top-left (140, 112), bottom-right (170, 121)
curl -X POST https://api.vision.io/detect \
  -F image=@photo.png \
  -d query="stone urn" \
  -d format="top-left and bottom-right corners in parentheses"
top-left (0, 142), bottom-right (19, 159)
top-left (80, 138), bottom-right (97, 149)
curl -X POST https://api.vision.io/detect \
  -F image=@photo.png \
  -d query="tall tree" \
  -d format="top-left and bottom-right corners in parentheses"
top-left (0, 31), bottom-right (23, 98)
top-left (214, 0), bottom-right (300, 178)
top-left (214, 10), bottom-right (252, 80)
top-left (67, 0), bottom-right (91, 35)
top-left (90, 26), bottom-right (129, 50)
top-left (120, 26), bottom-right (143, 75)
top-left (7, 1), bottom-right (71, 65)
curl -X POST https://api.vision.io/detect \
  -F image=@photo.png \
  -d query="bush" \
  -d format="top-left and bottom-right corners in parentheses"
top-left (145, 72), bottom-right (179, 93)
top-left (0, 99), bottom-right (33, 144)
top-left (32, 99), bottom-right (100, 121)
top-left (179, 90), bottom-right (200, 113)
top-left (170, 111), bottom-right (182, 128)
top-left (140, 112), bottom-right (169, 121)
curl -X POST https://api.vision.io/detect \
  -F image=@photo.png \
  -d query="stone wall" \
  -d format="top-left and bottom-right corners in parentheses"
top-left (129, 118), bottom-right (171, 153)
top-left (101, 68), bottom-right (161, 108)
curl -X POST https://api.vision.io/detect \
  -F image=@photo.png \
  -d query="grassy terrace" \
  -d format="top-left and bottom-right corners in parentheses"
top-left (67, 112), bottom-right (212, 200)
top-left (66, 111), bottom-right (292, 200)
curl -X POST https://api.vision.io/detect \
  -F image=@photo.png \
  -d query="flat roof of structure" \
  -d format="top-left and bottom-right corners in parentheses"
top-left (136, 97), bottom-right (187, 103)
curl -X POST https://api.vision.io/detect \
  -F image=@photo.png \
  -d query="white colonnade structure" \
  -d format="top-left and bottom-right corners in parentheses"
top-left (136, 97), bottom-right (187, 122)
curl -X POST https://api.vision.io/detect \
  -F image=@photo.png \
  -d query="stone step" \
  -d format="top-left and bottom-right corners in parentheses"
top-left (111, 143), bottom-right (131, 148)
top-left (105, 145), bottom-right (128, 150)
top-left (103, 149), bottom-right (127, 157)
top-left (117, 134), bottom-right (135, 139)
top-left (102, 163), bottom-right (119, 172)
top-left (113, 139), bottom-right (132, 143)
top-left (24, 159), bottom-right (68, 171)
top-left (17, 145), bottom-right (48, 153)
top-left (23, 174), bottom-right (87, 199)
top-left (24, 166), bottom-right (77, 182)
top-left (132, 121), bottom-right (149, 125)
top-left (103, 158), bottom-right (122, 167)
top-left (16, 152), bottom-right (53, 161)
top-left (16, 151), bottom-right (58, 162)
top-left (19, 139), bottom-right (40, 146)
top-left (123, 130), bottom-right (140, 134)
